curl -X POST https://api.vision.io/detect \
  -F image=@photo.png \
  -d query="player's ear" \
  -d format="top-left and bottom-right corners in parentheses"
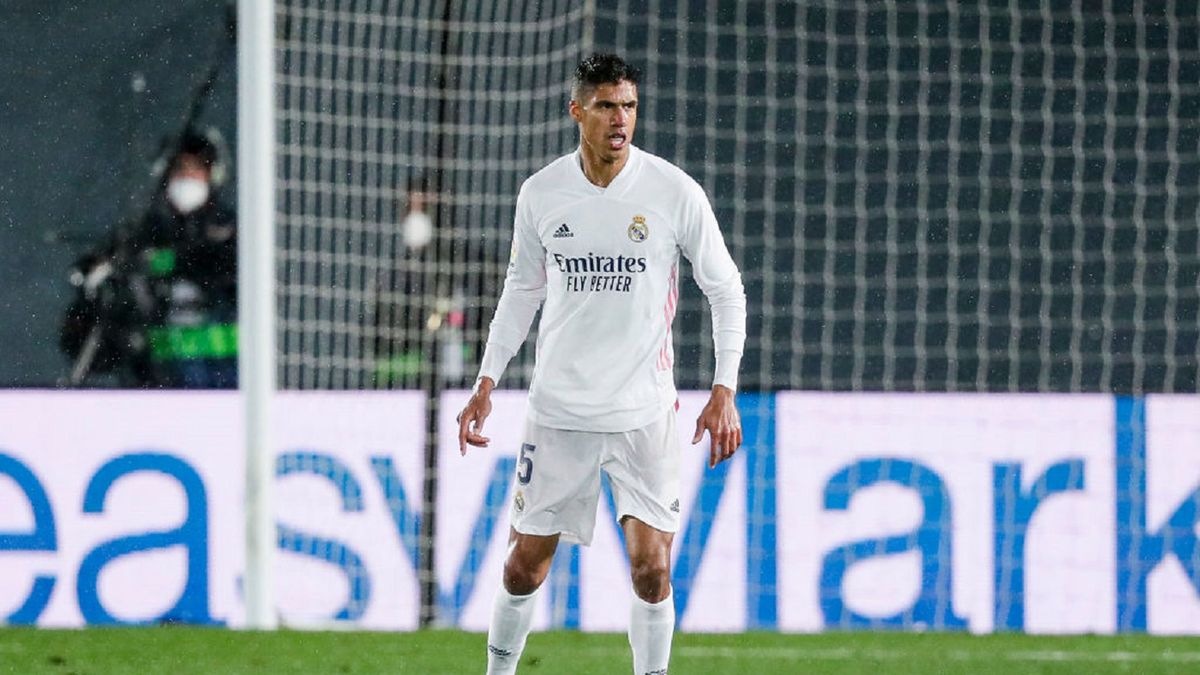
top-left (568, 99), bottom-right (582, 123)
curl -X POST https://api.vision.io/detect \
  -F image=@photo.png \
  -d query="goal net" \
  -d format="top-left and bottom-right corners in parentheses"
top-left (597, 0), bottom-right (1199, 394)
top-left (277, 0), bottom-right (590, 392)
top-left (278, 0), bottom-right (1199, 396)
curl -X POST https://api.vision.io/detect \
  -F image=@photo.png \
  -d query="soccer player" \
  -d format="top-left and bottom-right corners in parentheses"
top-left (457, 53), bottom-right (746, 675)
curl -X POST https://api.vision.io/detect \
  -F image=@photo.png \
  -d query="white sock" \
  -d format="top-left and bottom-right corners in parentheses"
top-left (628, 588), bottom-right (675, 675)
top-left (486, 586), bottom-right (538, 675)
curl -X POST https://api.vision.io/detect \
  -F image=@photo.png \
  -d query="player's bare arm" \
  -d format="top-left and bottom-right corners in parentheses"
top-left (458, 376), bottom-right (495, 454)
top-left (692, 384), bottom-right (743, 468)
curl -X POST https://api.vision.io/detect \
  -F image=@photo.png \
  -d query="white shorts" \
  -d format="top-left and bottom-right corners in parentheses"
top-left (509, 408), bottom-right (681, 546)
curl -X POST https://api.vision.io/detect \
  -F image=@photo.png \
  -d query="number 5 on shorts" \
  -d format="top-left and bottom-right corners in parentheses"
top-left (517, 443), bottom-right (536, 485)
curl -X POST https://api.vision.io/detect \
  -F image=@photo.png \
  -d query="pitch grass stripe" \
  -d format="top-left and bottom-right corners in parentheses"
top-left (674, 646), bottom-right (1200, 664)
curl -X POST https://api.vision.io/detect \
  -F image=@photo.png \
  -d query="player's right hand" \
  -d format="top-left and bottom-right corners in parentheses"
top-left (457, 377), bottom-right (495, 455)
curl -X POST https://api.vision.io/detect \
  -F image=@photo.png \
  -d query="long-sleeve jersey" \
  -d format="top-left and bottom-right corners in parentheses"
top-left (477, 145), bottom-right (746, 432)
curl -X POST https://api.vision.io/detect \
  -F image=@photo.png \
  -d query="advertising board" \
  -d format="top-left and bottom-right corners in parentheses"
top-left (2, 391), bottom-right (1197, 633)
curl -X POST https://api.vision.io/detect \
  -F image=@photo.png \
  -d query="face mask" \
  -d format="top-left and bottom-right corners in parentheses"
top-left (167, 178), bottom-right (210, 214)
top-left (402, 210), bottom-right (433, 250)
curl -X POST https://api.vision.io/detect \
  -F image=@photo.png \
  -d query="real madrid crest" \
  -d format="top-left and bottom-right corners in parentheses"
top-left (628, 215), bottom-right (649, 242)
top-left (514, 490), bottom-right (525, 512)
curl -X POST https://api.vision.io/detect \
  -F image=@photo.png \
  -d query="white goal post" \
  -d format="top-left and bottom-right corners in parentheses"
top-left (237, 0), bottom-right (278, 631)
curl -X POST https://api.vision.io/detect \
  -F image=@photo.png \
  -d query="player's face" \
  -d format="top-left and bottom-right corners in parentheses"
top-left (570, 80), bottom-right (638, 161)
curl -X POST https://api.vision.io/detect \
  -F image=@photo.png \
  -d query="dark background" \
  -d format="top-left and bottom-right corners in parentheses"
top-left (0, 0), bottom-right (235, 386)
top-left (3, 1), bottom-right (1198, 394)
top-left (597, 0), bottom-right (1200, 393)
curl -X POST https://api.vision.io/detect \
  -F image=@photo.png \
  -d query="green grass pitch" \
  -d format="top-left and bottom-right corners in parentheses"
top-left (1, 628), bottom-right (1198, 674)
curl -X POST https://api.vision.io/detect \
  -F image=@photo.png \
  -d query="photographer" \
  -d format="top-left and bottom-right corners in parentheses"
top-left (61, 130), bottom-right (237, 388)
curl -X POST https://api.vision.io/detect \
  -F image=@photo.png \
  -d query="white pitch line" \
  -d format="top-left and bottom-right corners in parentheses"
top-left (673, 646), bottom-right (1200, 664)
top-left (1006, 650), bottom-right (1200, 663)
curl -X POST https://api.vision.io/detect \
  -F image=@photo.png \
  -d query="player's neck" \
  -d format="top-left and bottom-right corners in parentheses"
top-left (577, 143), bottom-right (630, 188)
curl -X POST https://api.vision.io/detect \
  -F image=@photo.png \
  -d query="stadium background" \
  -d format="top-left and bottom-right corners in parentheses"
top-left (0, 0), bottom-right (236, 387)
top-left (2, 0), bottom-right (1200, 645)
top-left (4, 0), bottom-right (1195, 392)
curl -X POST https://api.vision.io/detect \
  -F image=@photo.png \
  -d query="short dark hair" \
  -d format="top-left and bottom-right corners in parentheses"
top-left (172, 130), bottom-right (219, 171)
top-left (571, 53), bottom-right (641, 101)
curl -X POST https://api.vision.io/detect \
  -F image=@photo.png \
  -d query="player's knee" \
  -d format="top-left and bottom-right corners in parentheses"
top-left (629, 559), bottom-right (670, 603)
top-left (503, 557), bottom-right (546, 595)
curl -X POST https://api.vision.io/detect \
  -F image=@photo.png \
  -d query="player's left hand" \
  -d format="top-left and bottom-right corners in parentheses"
top-left (692, 385), bottom-right (742, 468)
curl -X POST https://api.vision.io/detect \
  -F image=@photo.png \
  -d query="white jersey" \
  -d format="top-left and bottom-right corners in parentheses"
top-left (477, 145), bottom-right (746, 432)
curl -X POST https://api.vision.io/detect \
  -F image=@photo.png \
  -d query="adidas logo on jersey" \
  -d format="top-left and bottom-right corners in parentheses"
top-left (552, 223), bottom-right (574, 238)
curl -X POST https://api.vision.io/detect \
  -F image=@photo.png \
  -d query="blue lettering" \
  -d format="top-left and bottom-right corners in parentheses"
top-left (992, 460), bottom-right (1086, 630)
top-left (820, 458), bottom-right (967, 629)
top-left (77, 453), bottom-right (217, 625)
top-left (276, 452), bottom-right (371, 621)
top-left (438, 457), bottom-right (516, 624)
top-left (1115, 397), bottom-right (1200, 631)
top-left (671, 459), bottom-right (732, 622)
top-left (369, 456), bottom-right (421, 565)
top-left (741, 393), bottom-right (778, 629)
top-left (672, 456), bottom-right (734, 619)
top-left (0, 452), bottom-right (57, 624)
top-left (547, 541), bottom-right (581, 629)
